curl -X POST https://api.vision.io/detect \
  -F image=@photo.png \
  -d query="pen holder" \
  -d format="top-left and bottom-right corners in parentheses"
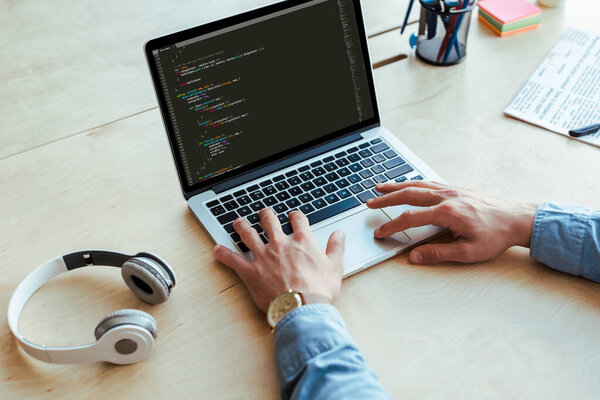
top-left (414, 0), bottom-right (477, 66)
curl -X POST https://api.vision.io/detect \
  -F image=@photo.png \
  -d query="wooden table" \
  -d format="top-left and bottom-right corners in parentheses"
top-left (1, 1), bottom-right (599, 398)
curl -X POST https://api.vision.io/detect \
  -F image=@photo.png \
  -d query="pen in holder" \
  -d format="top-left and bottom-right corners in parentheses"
top-left (410, 0), bottom-right (477, 66)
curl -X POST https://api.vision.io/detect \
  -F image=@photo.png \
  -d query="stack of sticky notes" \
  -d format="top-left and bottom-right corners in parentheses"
top-left (478, 0), bottom-right (541, 37)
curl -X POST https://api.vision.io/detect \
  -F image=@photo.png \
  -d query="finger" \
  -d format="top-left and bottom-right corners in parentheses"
top-left (325, 230), bottom-right (346, 266)
top-left (213, 244), bottom-right (252, 272)
top-left (409, 242), bottom-right (471, 264)
top-left (233, 217), bottom-right (264, 253)
top-left (375, 180), bottom-right (443, 194)
top-left (374, 206), bottom-right (448, 238)
top-left (289, 210), bottom-right (310, 234)
top-left (367, 187), bottom-right (442, 209)
top-left (258, 207), bottom-right (286, 242)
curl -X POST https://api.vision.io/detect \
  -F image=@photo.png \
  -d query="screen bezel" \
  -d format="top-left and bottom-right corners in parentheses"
top-left (144, 0), bottom-right (380, 198)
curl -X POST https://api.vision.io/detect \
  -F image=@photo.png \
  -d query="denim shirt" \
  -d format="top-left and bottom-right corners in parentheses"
top-left (273, 203), bottom-right (600, 399)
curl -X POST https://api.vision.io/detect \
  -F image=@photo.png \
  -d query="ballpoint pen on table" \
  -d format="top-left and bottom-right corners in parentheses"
top-left (568, 123), bottom-right (600, 138)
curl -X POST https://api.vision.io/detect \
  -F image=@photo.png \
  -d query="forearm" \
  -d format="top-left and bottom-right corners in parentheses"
top-left (530, 202), bottom-right (600, 282)
top-left (274, 304), bottom-right (392, 400)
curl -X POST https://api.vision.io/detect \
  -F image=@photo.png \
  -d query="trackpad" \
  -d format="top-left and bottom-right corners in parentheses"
top-left (312, 208), bottom-right (410, 274)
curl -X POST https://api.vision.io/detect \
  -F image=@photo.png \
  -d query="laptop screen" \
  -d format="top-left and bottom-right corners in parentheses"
top-left (147, 0), bottom-right (377, 195)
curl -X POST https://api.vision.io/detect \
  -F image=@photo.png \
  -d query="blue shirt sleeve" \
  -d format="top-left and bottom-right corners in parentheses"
top-left (274, 303), bottom-right (392, 400)
top-left (530, 202), bottom-right (600, 282)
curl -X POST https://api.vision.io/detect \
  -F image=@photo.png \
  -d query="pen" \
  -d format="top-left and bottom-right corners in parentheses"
top-left (568, 123), bottom-right (600, 138)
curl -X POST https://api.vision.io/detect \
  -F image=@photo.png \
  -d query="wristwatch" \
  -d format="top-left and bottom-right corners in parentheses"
top-left (267, 289), bottom-right (303, 329)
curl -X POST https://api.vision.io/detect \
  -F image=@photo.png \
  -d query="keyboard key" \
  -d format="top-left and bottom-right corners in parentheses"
top-left (259, 233), bottom-right (268, 244)
top-left (298, 165), bottom-right (310, 172)
top-left (324, 162), bottom-right (338, 172)
top-left (299, 172), bottom-right (314, 181)
top-left (210, 205), bottom-right (225, 216)
top-left (238, 206), bottom-right (252, 216)
top-left (276, 192), bottom-right (291, 201)
top-left (347, 153), bottom-right (361, 163)
top-left (310, 160), bottom-right (323, 167)
top-left (325, 194), bottom-right (340, 204)
top-left (251, 224), bottom-right (263, 233)
top-left (263, 186), bottom-right (277, 196)
top-left (289, 186), bottom-right (302, 196)
top-left (370, 143), bottom-right (389, 153)
top-left (323, 156), bottom-right (335, 162)
top-left (248, 214), bottom-right (260, 224)
top-left (325, 172), bottom-right (339, 182)
top-left (285, 170), bottom-right (298, 177)
top-left (324, 183), bottom-right (337, 193)
top-left (223, 222), bottom-right (235, 233)
top-left (312, 198), bottom-right (327, 209)
top-left (372, 188), bottom-right (385, 196)
top-left (300, 181), bottom-right (315, 191)
top-left (372, 154), bottom-right (386, 163)
top-left (337, 188), bottom-right (351, 199)
top-left (247, 184), bottom-right (259, 192)
top-left (314, 177), bottom-right (327, 186)
top-left (358, 142), bottom-right (370, 149)
top-left (220, 194), bottom-right (233, 202)
top-left (395, 176), bottom-right (408, 183)
top-left (313, 166), bottom-right (326, 176)
top-left (207, 200), bottom-right (219, 208)
top-left (237, 195), bottom-right (251, 205)
top-left (362, 179), bottom-right (375, 189)
top-left (358, 149), bottom-right (372, 158)
top-left (250, 201), bottom-right (265, 212)
top-left (349, 184), bottom-right (364, 194)
top-left (374, 175), bottom-right (387, 184)
top-left (385, 164), bottom-right (414, 180)
top-left (357, 191), bottom-right (376, 203)
top-left (287, 176), bottom-right (302, 186)
top-left (237, 242), bottom-right (249, 253)
top-left (360, 158), bottom-right (374, 168)
top-left (275, 181), bottom-right (289, 191)
top-left (230, 232), bottom-right (241, 242)
top-left (217, 211), bottom-right (238, 224)
top-left (278, 214), bottom-right (289, 224)
top-left (298, 193), bottom-right (313, 203)
top-left (412, 175), bottom-right (424, 180)
top-left (370, 138), bottom-right (382, 144)
top-left (383, 157), bottom-right (405, 170)
top-left (286, 198), bottom-right (301, 208)
top-left (259, 179), bottom-right (272, 187)
top-left (281, 223), bottom-right (293, 235)
top-left (264, 196), bottom-right (277, 206)
top-left (311, 188), bottom-right (325, 198)
top-left (307, 197), bottom-right (361, 226)
top-left (371, 165), bottom-right (385, 174)
top-left (335, 151), bottom-right (346, 158)
top-left (250, 191), bottom-right (265, 201)
top-left (335, 178), bottom-right (350, 188)
top-left (274, 203), bottom-right (288, 213)
top-left (383, 149), bottom-right (398, 159)
top-left (273, 175), bottom-right (285, 182)
top-left (338, 167), bottom-right (351, 177)
top-left (348, 174), bottom-right (361, 183)
top-left (346, 146), bottom-right (359, 153)
top-left (223, 200), bottom-right (238, 211)
top-left (360, 170), bottom-right (374, 179)
top-left (300, 204), bottom-right (315, 214)
top-left (349, 163), bottom-right (363, 172)
top-left (335, 158), bottom-right (349, 167)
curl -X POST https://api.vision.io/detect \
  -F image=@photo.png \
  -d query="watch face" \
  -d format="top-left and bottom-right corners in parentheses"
top-left (268, 292), bottom-right (302, 328)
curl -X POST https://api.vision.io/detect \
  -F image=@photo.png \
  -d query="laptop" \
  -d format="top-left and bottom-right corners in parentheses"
top-left (145, 0), bottom-right (445, 277)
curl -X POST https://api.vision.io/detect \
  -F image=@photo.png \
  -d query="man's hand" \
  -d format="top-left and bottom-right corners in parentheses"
top-left (367, 181), bottom-right (537, 265)
top-left (213, 208), bottom-right (345, 313)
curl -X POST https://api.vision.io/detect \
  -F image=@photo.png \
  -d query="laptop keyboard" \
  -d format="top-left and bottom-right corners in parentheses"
top-left (205, 137), bottom-right (423, 253)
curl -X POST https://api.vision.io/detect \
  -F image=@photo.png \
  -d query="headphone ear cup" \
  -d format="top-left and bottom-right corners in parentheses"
top-left (121, 257), bottom-right (170, 304)
top-left (94, 309), bottom-right (158, 341)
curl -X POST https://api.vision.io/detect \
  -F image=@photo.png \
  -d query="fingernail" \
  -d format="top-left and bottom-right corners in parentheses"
top-left (213, 244), bottom-right (221, 254)
top-left (410, 251), bottom-right (423, 264)
top-left (336, 230), bottom-right (345, 240)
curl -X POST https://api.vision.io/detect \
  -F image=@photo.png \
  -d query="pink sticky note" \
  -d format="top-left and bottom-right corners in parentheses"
top-left (478, 0), bottom-right (541, 24)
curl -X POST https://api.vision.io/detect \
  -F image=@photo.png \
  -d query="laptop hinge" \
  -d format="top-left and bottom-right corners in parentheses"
top-left (209, 132), bottom-right (364, 195)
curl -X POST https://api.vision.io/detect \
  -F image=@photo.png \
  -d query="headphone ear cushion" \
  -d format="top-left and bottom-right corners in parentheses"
top-left (121, 258), bottom-right (170, 304)
top-left (94, 309), bottom-right (158, 341)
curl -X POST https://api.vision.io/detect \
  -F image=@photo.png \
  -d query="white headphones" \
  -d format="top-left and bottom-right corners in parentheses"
top-left (7, 250), bottom-right (176, 365)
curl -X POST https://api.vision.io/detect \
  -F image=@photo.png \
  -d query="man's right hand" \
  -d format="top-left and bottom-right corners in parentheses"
top-left (367, 181), bottom-right (538, 265)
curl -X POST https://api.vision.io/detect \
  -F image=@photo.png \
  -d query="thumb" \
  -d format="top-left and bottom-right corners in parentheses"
top-left (326, 230), bottom-right (346, 265)
top-left (409, 242), bottom-right (469, 264)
